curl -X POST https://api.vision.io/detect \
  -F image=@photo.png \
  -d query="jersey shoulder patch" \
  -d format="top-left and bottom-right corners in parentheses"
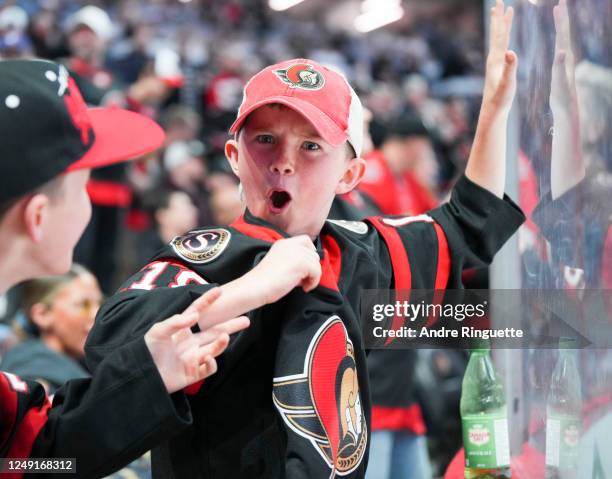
top-left (170, 228), bottom-right (231, 264)
top-left (326, 219), bottom-right (369, 235)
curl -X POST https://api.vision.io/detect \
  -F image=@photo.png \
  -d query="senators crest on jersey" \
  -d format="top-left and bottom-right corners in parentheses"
top-left (274, 63), bottom-right (325, 90)
top-left (273, 316), bottom-right (367, 476)
top-left (170, 228), bottom-right (231, 264)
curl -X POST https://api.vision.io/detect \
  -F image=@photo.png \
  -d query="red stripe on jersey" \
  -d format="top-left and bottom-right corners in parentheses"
top-left (368, 218), bottom-right (412, 291)
top-left (424, 223), bottom-right (451, 328)
top-left (433, 223), bottom-right (450, 289)
top-left (319, 234), bottom-right (341, 292)
top-left (371, 404), bottom-right (426, 435)
top-left (368, 217), bottom-right (412, 345)
top-left (0, 373), bottom-right (19, 451)
top-left (231, 215), bottom-right (284, 243)
top-left (6, 397), bottom-right (51, 460)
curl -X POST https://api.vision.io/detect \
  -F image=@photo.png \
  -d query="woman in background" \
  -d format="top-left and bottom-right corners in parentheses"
top-left (1, 264), bottom-right (101, 393)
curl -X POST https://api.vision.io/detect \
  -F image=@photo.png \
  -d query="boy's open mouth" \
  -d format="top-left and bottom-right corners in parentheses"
top-left (268, 190), bottom-right (292, 212)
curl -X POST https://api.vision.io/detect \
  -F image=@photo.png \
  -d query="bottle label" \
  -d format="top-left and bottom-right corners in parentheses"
top-left (545, 414), bottom-right (581, 469)
top-left (462, 413), bottom-right (510, 469)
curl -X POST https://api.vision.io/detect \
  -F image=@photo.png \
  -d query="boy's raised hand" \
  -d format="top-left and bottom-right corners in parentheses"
top-left (483, 0), bottom-right (517, 114)
top-left (145, 288), bottom-right (249, 393)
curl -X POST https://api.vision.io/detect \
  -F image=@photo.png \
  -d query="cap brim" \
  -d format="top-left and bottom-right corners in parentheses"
top-left (67, 108), bottom-right (165, 172)
top-left (229, 96), bottom-right (347, 147)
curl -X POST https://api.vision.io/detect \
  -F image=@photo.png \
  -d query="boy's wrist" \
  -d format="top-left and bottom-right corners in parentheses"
top-left (479, 100), bottom-right (512, 122)
top-left (475, 102), bottom-right (513, 136)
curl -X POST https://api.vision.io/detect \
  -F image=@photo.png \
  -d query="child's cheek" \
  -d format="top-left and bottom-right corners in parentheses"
top-left (245, 143), bottom-right (273, 168)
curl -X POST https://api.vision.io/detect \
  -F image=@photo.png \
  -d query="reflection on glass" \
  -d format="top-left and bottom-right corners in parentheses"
top-left (515, 0), bottom-right (611, 476)
top-left (545, 339), bottom-right (582, 478)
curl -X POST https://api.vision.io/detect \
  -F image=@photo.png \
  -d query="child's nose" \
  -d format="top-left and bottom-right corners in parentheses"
top-left (270, 150), bottom-right (295, 175)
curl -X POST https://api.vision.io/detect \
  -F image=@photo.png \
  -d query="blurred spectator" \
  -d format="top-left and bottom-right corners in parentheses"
top-left (207, 170), bottom-right (243, 225)
top-left (161, 105), bottom-right (202, 145)
top-left (0, 5), bottom-right (33, 58)
top-left (138, 189), bottom-right (199, 263)
top-left (27, 7), bottom-right (67, 60)
top-left (359, 113), bottom-right (439, 216)
top-left (0, 265), bottom-right (101, 393)
top-left (63, 5), bottom-right (117, 101)
top-left (163, 139), bottom-right (214, 225)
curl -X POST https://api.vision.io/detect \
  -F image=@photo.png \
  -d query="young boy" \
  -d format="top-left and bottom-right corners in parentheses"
top-left (86, 2), bottom-right (523, 478)
top-left (0, 59), bottom-right (310, 476)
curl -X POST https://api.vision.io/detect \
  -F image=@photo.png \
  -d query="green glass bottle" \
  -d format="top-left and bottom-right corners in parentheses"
top-left (460, 340), bottom-right (511, 479)
top-left (545, 339), bottom-right (582, 479)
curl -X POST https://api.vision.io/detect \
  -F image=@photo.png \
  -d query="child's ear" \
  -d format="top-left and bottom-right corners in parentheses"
top-left (23, 194), bottom-right (50, 243)
top-left (225, 139), bottom-right (240, 178)
top-left (336, 157), bottom-right (366, 195)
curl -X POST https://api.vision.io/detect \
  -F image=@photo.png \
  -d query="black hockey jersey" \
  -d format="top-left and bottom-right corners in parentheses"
top-left (85, 175), bottom-right (524, 478)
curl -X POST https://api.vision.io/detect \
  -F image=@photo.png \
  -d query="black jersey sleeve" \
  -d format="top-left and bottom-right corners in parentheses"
top-left (85, 260), bottom-right (214, 372)
top-left (2, 338), bottom-right (192, 478)
top-left (31, 337), bottom-right (192, 477)
top-left (367, 174), bottom-right (525, 290)
top-left (428, 174), bottom-right (525, 280)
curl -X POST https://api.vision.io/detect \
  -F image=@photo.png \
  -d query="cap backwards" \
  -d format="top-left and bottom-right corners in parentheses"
top-left (230, 59), bottom-right (364, 157)
top-left (0, 59), bottom-right (165, 202)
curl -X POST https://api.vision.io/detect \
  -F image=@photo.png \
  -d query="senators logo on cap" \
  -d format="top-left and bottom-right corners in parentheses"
top-left (273, 316), bottom-right (367, 476)
top-left (274, 63), bottom-right (325, 91)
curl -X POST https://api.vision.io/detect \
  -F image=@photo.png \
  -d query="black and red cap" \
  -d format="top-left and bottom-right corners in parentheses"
top-left (0, 59), bottom-right (165, 202)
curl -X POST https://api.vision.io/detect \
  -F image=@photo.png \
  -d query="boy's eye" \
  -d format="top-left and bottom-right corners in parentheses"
top-left (302, 141), bottom-right (321, 151)
top-left (255, 135), bottom-right (275, 144)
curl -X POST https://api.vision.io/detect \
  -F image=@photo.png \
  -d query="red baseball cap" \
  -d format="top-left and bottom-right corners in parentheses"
top-left (0, 59), bottom-right (165, 202)
top-left (229, 59), bottom-right (364, 157)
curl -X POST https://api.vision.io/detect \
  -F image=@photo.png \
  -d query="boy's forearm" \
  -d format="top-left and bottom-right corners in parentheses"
top-left (465, 105), bottom-right (510, 199)
top-left (197, 271), bottom-right (267, 330)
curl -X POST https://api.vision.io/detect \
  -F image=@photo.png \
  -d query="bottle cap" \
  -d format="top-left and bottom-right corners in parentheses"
top-left (469, 337), bottom-right (491, 351)
top-left (559, 337), bottom-right (577, 350)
